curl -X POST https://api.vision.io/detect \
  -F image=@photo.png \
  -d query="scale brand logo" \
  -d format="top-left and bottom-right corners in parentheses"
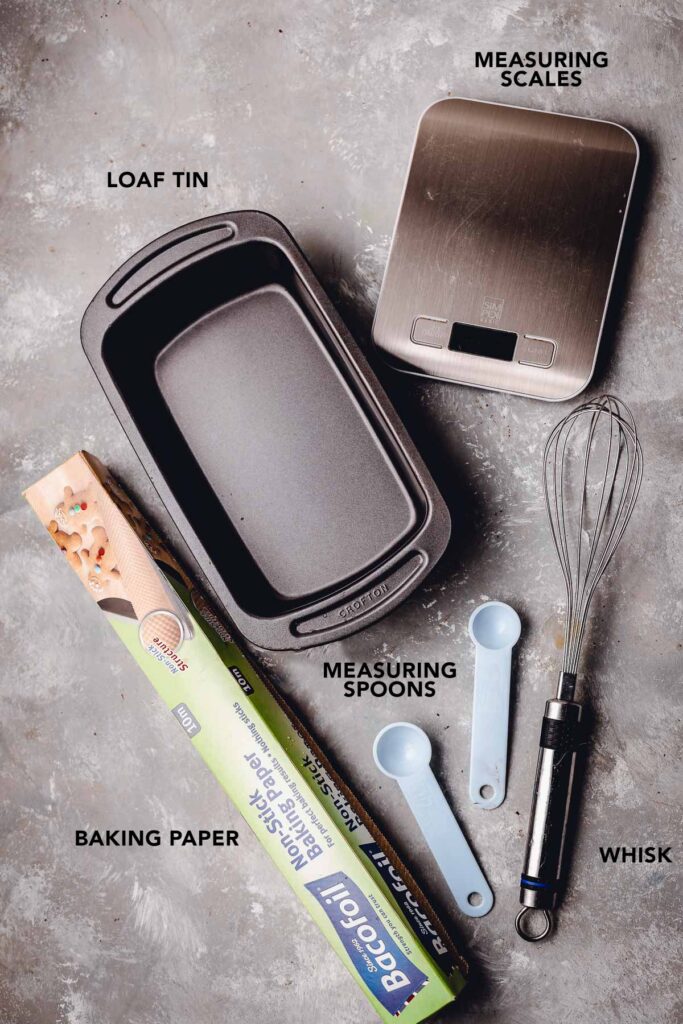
top-left (481, 296), bottom-right (504, 325)
top-left (306, 871), bottom-right (428, 1016)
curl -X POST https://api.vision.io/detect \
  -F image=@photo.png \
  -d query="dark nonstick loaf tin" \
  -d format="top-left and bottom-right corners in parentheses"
top-left (81, 211), bottom-right (450, 650)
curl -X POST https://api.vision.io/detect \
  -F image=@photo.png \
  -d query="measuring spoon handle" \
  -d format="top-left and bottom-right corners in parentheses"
top-left (399, 768), bottom-right (494, 917)
top-left (470, 645), bottom-right (512, 808)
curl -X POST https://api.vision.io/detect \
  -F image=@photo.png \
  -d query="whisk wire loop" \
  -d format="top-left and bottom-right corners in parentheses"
top-left (543, 395), bottom-right (643, 680)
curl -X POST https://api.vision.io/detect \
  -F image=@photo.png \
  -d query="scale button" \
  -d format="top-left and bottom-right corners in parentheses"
top-left (411, 316), bottom-right (449, 348)
top-left (517, 336), bottom-right (556, 368)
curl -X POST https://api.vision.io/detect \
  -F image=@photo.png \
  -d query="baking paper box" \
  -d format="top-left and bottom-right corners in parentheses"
top-left (25, 452), bottom-right (468, 1022)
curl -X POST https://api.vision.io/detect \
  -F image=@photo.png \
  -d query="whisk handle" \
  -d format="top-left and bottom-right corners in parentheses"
top-left (518, 698), bottom-right (583, 920)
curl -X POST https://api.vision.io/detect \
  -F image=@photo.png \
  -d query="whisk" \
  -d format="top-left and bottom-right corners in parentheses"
top-left (515, 395), bottom-right (643, 942)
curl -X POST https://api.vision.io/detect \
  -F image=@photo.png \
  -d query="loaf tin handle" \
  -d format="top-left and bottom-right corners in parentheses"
top-left (293, 554), bottom-right (423, 639)
top-left (108, 223), bottom-right (236, 308)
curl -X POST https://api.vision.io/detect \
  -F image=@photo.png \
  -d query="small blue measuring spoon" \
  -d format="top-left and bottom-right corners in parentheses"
top-left (373, 722), bottom-right (494, 917)
top-left (468, 602), bottom-right (521, 810)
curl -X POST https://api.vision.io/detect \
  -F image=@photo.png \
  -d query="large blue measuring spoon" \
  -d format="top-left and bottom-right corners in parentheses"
top-left (373, 722), bottom-right (493, 917)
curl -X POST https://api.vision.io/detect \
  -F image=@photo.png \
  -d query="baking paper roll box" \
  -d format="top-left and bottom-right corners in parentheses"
top-left (25, 452), bottom-right (467, 1023)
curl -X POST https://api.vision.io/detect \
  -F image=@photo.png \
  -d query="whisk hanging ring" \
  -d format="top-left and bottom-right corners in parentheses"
top-left (515, 906), bottom-right (553, 943)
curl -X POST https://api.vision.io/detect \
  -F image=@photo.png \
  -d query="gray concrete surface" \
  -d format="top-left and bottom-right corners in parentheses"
top-left (1, 1), bottom-right (681, 1022)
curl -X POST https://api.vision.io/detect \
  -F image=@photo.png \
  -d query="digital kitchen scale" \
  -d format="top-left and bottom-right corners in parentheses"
top-left (373, 98), bottom-right (639, 401)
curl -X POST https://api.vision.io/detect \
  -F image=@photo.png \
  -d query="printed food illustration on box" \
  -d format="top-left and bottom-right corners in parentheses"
top-left (32, 454), bottom-right (193, 659)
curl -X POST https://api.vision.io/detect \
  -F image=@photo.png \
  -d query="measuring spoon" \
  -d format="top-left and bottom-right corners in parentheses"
top-left (468, 601), bottom-right (521, 810)
top-left (373, 722), bottom-right (493, 917)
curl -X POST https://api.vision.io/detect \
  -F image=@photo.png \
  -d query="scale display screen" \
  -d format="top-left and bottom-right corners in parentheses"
top-left (449, 322), bottom-right (517, 362)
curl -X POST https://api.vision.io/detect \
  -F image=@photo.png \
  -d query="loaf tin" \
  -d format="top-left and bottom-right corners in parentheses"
top-left (82, 212), bottom-right (450, 649)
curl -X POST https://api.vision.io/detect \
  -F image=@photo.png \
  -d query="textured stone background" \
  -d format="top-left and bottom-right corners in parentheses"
top-left (0, 1), bottom-right (681, 1022)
